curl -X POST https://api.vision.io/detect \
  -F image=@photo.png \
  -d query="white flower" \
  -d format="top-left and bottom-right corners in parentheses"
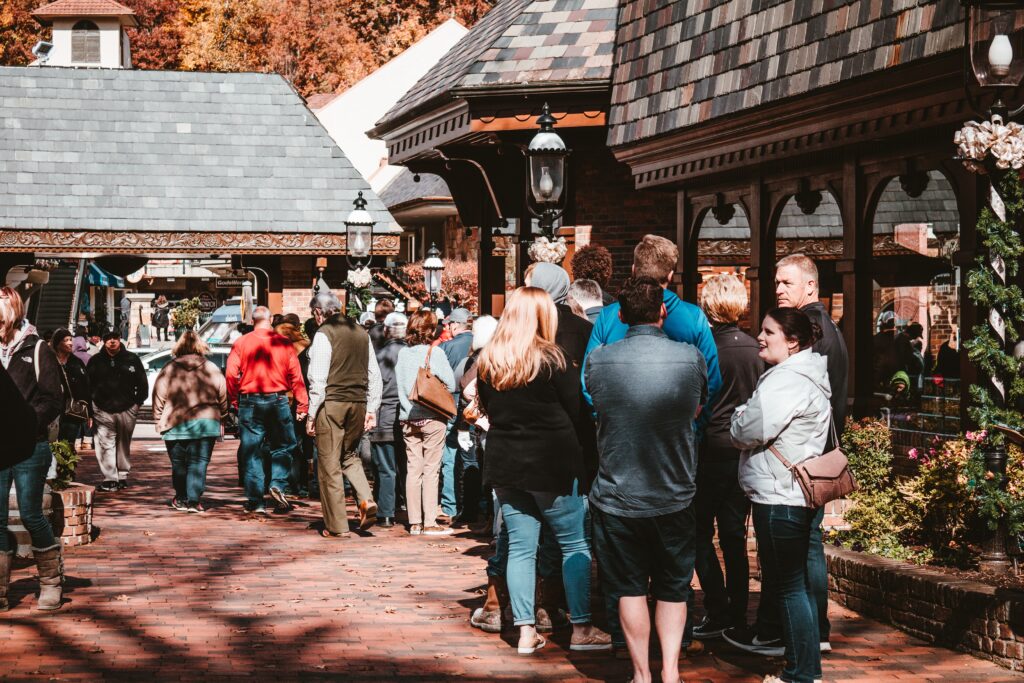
top-left (346, 267), bottom-right (372, 288)
top-left (955, 115), bottom-right (1024, 173)
top-left (528, 236), bottom-right (568, 264)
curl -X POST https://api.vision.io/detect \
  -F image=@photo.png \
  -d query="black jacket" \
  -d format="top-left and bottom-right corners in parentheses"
top-left (3, 332), bottom-right (64, 442)
top-left (479, 363), bottom-right (584, 495)
top-left (58, 353), bottom-right (93, 419)
top-left (87, 346), bottom-right (148, 414)
top-left (0, 364), bottom-right (38, 467)
top-left (372, 338), bottom-right (405, 443)
top-left (802, 301), bottom-right (849, 444)
top-left (704, 324), bottom-right (764, 457)
top-left (554, 304), bottom-right (598, 488)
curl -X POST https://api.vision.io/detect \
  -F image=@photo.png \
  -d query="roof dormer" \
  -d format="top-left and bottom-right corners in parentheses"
top-left (31, 0), bottom-right (138, 69)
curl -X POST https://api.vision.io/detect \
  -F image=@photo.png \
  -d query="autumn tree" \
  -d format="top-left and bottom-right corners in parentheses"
top-left (126, 0), bottom-right (184, 70)
top-left (0, 0), bottom-right (44, 66)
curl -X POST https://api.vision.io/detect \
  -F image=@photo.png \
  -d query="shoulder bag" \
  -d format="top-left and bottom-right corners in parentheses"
top-left (409, 347), bottom-right (456, 421)
top-left (768, 412), bottom-right (857, 508)
top-left (57, 359), bottom-right (90, 422)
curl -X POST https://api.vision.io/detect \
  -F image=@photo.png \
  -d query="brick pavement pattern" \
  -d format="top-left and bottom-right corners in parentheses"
top-left (1, 434), bottom-right (1020, 682)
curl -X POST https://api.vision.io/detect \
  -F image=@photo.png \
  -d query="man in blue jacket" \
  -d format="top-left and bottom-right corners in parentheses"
top-left (584, 234), bottom-right (721, 412)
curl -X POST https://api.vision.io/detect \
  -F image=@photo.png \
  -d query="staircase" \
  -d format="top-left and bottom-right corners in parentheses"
top-left (33, 260), bottom-right (83, 335)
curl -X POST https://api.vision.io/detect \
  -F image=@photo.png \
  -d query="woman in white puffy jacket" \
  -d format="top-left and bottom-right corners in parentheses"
top-left (730, 307), bottom-right (831, 683)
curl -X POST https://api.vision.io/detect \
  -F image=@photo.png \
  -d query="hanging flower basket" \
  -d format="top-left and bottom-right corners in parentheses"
top-left (955, 114), bottom-right (1024, 175)
top-left (527, 236), bottom-right (568, 264)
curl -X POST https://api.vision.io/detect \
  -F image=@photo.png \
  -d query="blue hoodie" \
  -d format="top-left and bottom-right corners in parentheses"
top-left (582, 288), bottom-right (722, 418)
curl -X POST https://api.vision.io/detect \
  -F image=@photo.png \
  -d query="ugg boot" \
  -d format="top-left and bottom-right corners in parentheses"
top-left (470, 576), bottom-right (507, 633)
top-left (0, 550), bottom-right (12, 612)
top-left (32, 544), bottom-right (63, 611)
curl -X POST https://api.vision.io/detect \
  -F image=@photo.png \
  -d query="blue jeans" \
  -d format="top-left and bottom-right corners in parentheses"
top-left (496, 484), bottom-right (592, 626)
top-left (486, 509), bottom-right (562, 581)
top-left (371, 442), bottom-right (397, 518)
top-left (440, 419), bottom-right (460, 516)
top-left (0, 441), bottom-right (57, 551)
top-left (756, 506), bottom-right (830, 641)
top-left (238, 393), bottom-right (295, 505)
top-left (165, 437), bottom-right (215, 505)
top-left (752, 503), bottom-right (822, 683)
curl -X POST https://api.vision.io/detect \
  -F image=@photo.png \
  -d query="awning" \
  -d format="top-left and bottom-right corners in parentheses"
top-left (87, 263), bottom-right (125, 288)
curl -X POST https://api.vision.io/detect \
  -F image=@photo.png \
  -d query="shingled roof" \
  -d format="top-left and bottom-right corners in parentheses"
top-left (608, 0), bottom-right (963, 148)
top-left (0, 66), bottom-right (396, 235)
top-left (379, 170), bottom-right (452, 209)
top-left (376, 0), bottom-right (618, 132)
top-left (32, 0), bottom-right (138, 26)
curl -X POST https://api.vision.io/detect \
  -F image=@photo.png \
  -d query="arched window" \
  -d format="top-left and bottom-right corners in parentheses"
top-left (71, 20), bottom-right (100, 64)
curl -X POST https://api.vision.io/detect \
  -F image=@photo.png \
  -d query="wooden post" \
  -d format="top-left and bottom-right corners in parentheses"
top-left (677, 190), bottom-right (699, 302)
top-left (746, 177), bottom-right (773, 326)
top-left (838, 154), bottom-right (872, 418)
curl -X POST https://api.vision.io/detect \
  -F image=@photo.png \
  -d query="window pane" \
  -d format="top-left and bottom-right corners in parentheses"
top-left (72, 22), bottom-right (100, 64)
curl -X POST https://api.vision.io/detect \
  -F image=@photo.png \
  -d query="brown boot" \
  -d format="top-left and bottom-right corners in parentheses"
top-left (32, 544), bottom-right (63, 611)
top-left (537, 575), bottom-right (569, 631)
top-left (470, 576), bottom-right (507, 633)
top-left (0, 550), bottom-right (12, 612)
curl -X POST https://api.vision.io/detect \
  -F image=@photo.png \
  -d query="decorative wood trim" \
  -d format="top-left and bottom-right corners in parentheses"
top-left (0, 230), bottom-right (401, 256)
top-left (379, 101), bottom-right (473, 165)
top-left (697, 235), bottom-right (935, 264)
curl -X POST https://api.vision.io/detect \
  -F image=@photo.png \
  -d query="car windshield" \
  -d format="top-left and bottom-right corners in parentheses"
top-left (201, 323), bottom-right (234, 344)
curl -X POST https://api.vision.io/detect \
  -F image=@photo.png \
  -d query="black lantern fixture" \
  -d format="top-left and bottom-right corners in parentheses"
top-left (422, 242), bottom-right (444, 309)
top-left (345, 191), bottom-right (374, 268)
top-left (963, 1), bottom-right (1024, 118)
top-left (526, 103), bottom-right (570, 239)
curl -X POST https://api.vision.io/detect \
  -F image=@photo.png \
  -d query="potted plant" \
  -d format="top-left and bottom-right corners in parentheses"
top-left (47, 440), bottom-right (94, 546)
top-left (171, 297), bottom-right (201, 338)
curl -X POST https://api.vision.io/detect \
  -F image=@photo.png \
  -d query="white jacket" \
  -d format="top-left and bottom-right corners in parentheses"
top-left (730, 348), bottom-right (832, 507)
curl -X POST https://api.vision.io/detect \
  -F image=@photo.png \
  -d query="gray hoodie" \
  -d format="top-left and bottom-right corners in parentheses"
top-left (730, 348), bottom-right (832, 507)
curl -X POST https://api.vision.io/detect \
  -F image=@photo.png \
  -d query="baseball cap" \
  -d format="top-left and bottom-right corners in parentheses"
top-left (447, 307), bottom-right (471, 324)
top-left (101, 331), bottom-right (121, 342)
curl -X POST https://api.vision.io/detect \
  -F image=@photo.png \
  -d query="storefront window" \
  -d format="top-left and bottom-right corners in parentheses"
top-left (696, 204), bottom-right (752, 330)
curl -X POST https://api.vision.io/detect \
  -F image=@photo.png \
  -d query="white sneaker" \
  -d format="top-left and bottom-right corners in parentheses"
top-left (423, 525), bottom-right (453, 536)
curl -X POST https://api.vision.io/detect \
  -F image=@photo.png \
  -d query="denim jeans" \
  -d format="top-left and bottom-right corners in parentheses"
top-left (756, 506), bottom-right (830, 641)
top-left (752, 503), bottom-right (822, 683)
top-left (440, 418), bottom-right (461, 516)
top-left (165, 437), bottom-right (215, 505)
top-left (238, 393), bottom-right (296, 504)
top-left (0, 441), bottom-right (57, 551)
top-left (457, 430), bottom-right (482, 521)
top-left (496, 484), bottom-right (591, 626)
top-left (486, 509), bottom-right (563, 581)
top-left (694, 458), bottom-right (750, 626)
top-left (371, 442), bottom-right (397, 518)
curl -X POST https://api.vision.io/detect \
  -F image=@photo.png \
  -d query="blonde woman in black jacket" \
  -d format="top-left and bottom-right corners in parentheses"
top-left (0, 287), bottom-right (66, 611)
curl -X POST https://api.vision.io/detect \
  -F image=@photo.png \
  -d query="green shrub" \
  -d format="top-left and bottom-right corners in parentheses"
top-left (841, 418), bottom-right (894, 492)
top-left (49, 440), bottom-right (79, 491)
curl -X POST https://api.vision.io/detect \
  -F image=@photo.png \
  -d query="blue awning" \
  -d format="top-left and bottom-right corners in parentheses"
top-left (87, 263), bottom-right (126, 288)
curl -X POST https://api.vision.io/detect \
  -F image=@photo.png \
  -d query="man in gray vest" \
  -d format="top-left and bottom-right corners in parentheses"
top-left (306, 292), bottom-right (383, 538)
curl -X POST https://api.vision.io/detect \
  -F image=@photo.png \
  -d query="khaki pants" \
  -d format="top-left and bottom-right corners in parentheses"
top-left (402, 420), bottom-right (446, 526)
top-left (315, 400), bottom-right (370, 535)
top-left (93, 405), bottom-right (138, 483)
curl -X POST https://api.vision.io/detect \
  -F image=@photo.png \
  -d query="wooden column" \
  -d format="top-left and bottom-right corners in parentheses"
top-left (838, 154), bottom-right (873, 418)
top-left (677, 190), bottom-right (700, 302)
top-left (746, 177), bottom-right (773, 326)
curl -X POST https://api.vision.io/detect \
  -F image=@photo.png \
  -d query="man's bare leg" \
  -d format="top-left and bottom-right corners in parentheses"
top-left (619, 596), bottom-right (652, 683)
top-left (655, 600), bottom-right (686, 683)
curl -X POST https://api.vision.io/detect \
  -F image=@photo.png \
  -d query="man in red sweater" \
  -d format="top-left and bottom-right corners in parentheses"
top-left (226, 306), bottom-right (309, 514)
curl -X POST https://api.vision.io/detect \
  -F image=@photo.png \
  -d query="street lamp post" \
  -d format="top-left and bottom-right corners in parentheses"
top-left (345, 191), bottom-right (374, 269)
top-left (526, 103), bottom-right (570, 240)
top-left (423, 242), bottom-right (444, 310)
top-left (960, 0), bottom-right (1024, 573)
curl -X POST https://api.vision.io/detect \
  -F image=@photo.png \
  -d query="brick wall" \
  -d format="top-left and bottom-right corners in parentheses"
top-left (52, 483), bottom-right (94, 548)
top-left (574, 147), bottom-right (676, 292)
top-left (827, 546), bottom-right (1024, 672)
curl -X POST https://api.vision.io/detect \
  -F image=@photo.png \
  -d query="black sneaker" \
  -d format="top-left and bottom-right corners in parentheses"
top-left (693, 616), bottom-right (731, 640)
top-left (723, 626), bottom-right (784, 657)
top-left (116, 480), bottom-right (128, 490)
top-left (98, 481), bottom-right (119, 492)
top-left (243, 501), bottom-right (267, 515)
top-left (269, 486), bottom-right (292, 511)
top-left (168, 498), bottom-right (188, 512)
top-left (187, 502), bottom-right (206, 514)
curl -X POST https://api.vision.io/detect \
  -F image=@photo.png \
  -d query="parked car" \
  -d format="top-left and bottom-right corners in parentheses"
top-left (198, 299), bottom-right (244, 345)
top-left (139, 346), bottom-right (232, 407)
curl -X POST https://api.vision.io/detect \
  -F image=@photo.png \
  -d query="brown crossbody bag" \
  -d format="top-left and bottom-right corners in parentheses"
top-left (767, 404), bottom-right (858, 508)
top-left (409, 346), bottom-right (457, 421)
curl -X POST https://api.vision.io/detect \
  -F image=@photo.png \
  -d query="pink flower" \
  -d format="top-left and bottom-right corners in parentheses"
top-left (908, 448), bottom-right (919, 460)
top-left (966, 430), bottom-right (988, 443)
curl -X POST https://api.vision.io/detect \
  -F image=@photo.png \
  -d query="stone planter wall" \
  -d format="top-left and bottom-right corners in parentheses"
top-left (51, 482), bottom-right (94, 547)
top-left (826, 546), bottom-right (1024, 671)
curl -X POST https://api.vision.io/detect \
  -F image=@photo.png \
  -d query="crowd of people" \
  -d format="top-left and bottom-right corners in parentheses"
top-left (0, 235), bottom-right (853, 683)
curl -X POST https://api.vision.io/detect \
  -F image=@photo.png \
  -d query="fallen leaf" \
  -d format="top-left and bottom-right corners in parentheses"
top-left (142, 531), bottom-right (155, 537)
top-left (114, 594), bottom-right (130, 602)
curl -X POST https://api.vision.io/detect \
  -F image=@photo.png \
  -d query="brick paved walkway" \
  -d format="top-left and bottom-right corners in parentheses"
top-left (1, 430), bottom-right (1020, 682)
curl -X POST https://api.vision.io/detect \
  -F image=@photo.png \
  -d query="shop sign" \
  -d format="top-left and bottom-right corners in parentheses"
top-left (216, 277), bottom-right (251, 288)
top-left (198, 293), bottom-right (217, 312)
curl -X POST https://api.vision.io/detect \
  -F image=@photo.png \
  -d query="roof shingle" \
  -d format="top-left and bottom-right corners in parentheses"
top-left (33, 0), bottom-right (137, 25)
top-left (376, 0), bottom-right (616, 132)
top-left (0, 66), bottom-right (396, 234)
top-left (608, 0), bottom-right (963, 148)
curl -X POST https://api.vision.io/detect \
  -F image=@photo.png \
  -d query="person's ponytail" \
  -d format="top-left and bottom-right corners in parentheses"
top-left (765, 307), bottom-right (820, 350)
